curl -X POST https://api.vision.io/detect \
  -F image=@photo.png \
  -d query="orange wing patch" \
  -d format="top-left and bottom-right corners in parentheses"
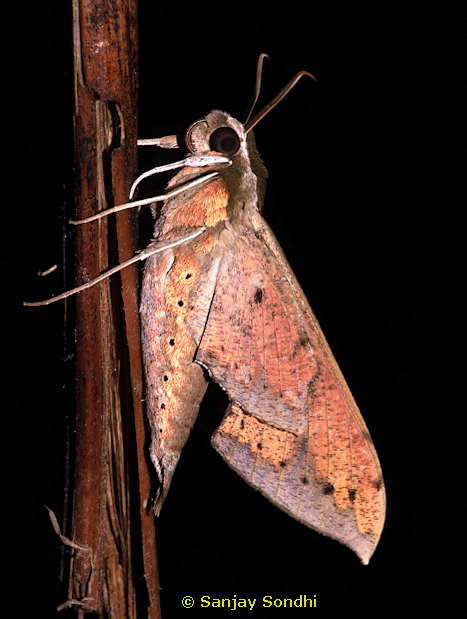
top-left (164, 251), bottom-right (200, 316)
top-left (219, 404), bottom-right (297, 470)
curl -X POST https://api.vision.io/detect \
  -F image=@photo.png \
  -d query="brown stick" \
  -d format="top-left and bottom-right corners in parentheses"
top-left (69, 1), bottom-right (161, 616)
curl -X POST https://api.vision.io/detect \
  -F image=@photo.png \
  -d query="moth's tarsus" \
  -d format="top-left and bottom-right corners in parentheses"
top-left (70, 173), bottom-right (220, 226)
top-left (38, 264), bottom-right (58, 276)
top-left (137, 135), bottom-right (179, 149)
top-left (24, 228), bottom-right (206, 306)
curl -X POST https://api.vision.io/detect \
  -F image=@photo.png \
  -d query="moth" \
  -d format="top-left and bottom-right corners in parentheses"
top-left (27, 55), bottom-right (385, 564)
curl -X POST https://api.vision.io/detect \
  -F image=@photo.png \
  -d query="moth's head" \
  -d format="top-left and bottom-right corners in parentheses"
top-left (185, 111), bottom-right (246, 158)
top-left (184, 54), bottom-right (315, 161)
top-left (182, 59), bottom-right (316, 208)
top-left (184, 110), bottom-right (268, 214)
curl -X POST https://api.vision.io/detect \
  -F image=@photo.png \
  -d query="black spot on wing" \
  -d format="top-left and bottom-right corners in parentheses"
top-left (254, 288), bottom-right (263, 304)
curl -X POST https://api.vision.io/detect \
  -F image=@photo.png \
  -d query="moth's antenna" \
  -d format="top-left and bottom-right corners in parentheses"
top-left (245, 70), bottom-right (316, 134)
top-left (242, 53), bottom-right (269, 125)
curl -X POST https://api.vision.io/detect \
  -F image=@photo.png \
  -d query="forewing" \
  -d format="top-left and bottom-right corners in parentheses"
top-left (141, 234), bottom-right (224, 512)
top-left (196, 222), bottom-right (385, 564)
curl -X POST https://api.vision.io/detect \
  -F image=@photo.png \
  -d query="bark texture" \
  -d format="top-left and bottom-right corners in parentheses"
top-left (68, 1), bottom-right (161, 616)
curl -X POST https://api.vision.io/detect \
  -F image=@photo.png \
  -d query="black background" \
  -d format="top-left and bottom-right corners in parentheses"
top-left (3, 2), bottom-right (465, 617)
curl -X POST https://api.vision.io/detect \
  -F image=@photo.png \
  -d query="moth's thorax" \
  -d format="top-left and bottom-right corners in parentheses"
top-left (160, 172), bottom-right (229, 233)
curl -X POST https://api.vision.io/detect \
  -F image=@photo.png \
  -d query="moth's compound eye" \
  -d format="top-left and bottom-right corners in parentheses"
top-left (209, 126), bottom-right (240, 156)
top-left (185, 118), bottom-right (207, 153)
